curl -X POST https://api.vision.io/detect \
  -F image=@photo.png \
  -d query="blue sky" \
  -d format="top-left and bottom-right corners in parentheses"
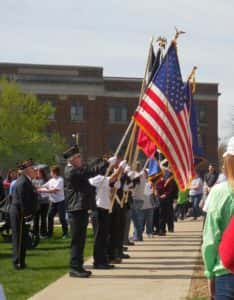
top-left (0, 0), bottom-right (233, 142)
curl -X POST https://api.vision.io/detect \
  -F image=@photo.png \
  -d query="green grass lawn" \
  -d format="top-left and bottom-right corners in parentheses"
top-left (0, 227), bottom-right (93, 300)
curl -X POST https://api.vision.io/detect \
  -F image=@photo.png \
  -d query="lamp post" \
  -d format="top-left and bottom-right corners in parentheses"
top-left (72, 133), bottom-right (79, 145)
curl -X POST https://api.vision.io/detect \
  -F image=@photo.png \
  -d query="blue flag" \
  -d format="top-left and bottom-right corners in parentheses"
top-left (184, 81), bottom-right (205, 166)
top-left (148, 158), bottom-right (162, 180)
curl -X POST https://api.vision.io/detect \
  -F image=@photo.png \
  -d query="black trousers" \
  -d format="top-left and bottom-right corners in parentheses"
top-left (93, 207), bottom-right (110, 265)
top-left (69, 210), bottom-right (89, 270)
top-left (109, 202), bottom-right (126, 258)
top-left (123, 208), bottom-right (132, 244)
top-left (167, 201), bottom-right (174, 232)
top-left (153, 207), bottom-right (160, 232)
top-left (159, 199), bottom-right (169, 233)
top-left (10, 205), bottom-right (28, 267)
top-left (48, 201), bottom-right (68, 237)
top-left (33, 202), bottom-right (49, 237)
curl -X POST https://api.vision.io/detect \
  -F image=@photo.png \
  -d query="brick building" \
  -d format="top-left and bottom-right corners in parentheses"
top-left (0, 63), bottom-right (219, 164)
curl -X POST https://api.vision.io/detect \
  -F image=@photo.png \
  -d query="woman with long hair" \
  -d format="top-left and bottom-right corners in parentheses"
top-left (33, 167), bottom-right (49, 239)
top-left (202, 136), bottom-right (234, 300)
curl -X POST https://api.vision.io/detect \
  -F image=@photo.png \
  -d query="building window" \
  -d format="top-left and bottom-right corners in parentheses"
top-left (48, 101), bottom-right (56, 120)
top-left (109, 103), bottom-right (128, 123)
top-left (200, 133), bottom-right (207, 152)
top-left (196, 103), bottom-right (207, 125)
top-left (70, 101), bottom-right (84, 122)
top-left (108, 132), bottom-right (125, 153)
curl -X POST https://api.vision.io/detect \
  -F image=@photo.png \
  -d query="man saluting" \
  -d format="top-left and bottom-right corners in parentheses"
top-left (10, 159), bottom-right (38, 270)
top-left (63, 145), bottom-right (107, 278)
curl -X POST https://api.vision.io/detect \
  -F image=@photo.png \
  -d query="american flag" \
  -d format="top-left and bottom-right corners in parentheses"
top-left (134, 42), bottom-right (194, 190)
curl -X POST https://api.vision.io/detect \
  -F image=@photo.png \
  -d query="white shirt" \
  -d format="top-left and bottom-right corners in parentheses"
top-left (132, 174), bottom-right (147, 200)
top-left (43, 176), bottom-right (64, 203)
top-left (89, 175), bottom-right (111, 210)
top-left (189, 177), bottom-right (203, 196)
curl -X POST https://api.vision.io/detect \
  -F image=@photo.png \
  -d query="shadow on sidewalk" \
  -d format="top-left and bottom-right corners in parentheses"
top-left (122, 256), bottom-right (199, 260)
top-left (121, 261), bottom-right (201, 266)
top-left (91, 274), bottom-right (204, 280)
top-left (117, 266), bottom-right (201, 271)
top-left (130, 243), bottom-right (201, 247)
top-left (129, 249), bottom-right (200, 253)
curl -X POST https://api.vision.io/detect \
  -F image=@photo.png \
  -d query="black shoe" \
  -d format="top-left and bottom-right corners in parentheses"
top-left (120, 253), bottom-right (130, 259)
top-left (124, 241), bottom-right (135, 246)
top-left (69, 268), bottom-right (92, 278)
top-left (158, 232), bottom-right (166, 236)
top-left (13, 263), bottom-right (27, 270)
top-left (93, 264), bottom-right (115, 270)
top-left (109, 257), bottom-right (122, 264)
top-left (122, 246), bottom-right (128, 251)
top-left (168, 229), bottom-right (174, 233)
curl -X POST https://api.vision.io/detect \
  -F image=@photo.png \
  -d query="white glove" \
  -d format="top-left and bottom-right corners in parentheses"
top-left (88, 175), bottom-right (105, 187)
top-left (127, 171), bottom-right (135, 180)
top-left (123, 183), bottom-right (129, 192)
top-left (114, 180), bottom-right (121, 190)
top-left (108, 156), bottom-right (117, 166)
top-left (139, 169), bottom-right (146, 177)
top-left (124, 165), bottom-right (131, 173)
top-left (119, 160), bottom-right (127, 169)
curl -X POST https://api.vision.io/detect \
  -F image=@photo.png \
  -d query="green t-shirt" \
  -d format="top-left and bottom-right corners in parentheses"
top-left (202, 181), bottom-right (234, 278)
top-left (177, 190), bottom-right (189, 204)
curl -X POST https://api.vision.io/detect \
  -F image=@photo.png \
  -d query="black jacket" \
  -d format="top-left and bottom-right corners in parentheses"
top-left (204, 172), bottom-right (218, 188)
top-left (64, 160), bottom-right (108, 212)
top-left (11, 174), bottom-right (38, 216)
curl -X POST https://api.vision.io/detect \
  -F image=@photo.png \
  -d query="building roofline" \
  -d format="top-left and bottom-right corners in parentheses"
top-left (0, 62), bottom-right (103, 71)
top-left (104, 76), bottom-right (142, 82)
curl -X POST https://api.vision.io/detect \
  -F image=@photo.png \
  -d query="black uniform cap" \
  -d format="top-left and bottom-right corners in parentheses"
top-left (63, 145), bottom-right (80, 159)
top-left (18, 159), bottom-right (34, 170)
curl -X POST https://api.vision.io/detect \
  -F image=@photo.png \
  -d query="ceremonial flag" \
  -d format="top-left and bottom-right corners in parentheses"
top-left (148, 158), bottom-right (162, 180)
top-left (134, 42), bottom-right (194, 191)
top-left (147, 46), bottom-right (162, 84)
top-left (137, 129), bottom-right (156, 157)
top-left (184, 81), bottom-right (205, 167)
top-left (137, 45), bottom-right (161, 158)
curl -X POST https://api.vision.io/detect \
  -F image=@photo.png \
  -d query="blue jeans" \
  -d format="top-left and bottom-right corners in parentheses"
top-left (190, 194), bottom-right (202, 218)
top-left (132, 199), bottom-right (144, 240)
top-left (48, 201), bottom-right (68, 236)
top-left (215, 274), bottom-right (234, 300)
top-left (140, 208), bottom-right (154, 235)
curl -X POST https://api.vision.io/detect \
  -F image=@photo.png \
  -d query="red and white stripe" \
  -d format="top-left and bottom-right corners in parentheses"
top-left (134, 82), bottom-right (194, 190)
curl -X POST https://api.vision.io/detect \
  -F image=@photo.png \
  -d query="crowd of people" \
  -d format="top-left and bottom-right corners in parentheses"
top-left (0, 138), bottom-right (234, 298)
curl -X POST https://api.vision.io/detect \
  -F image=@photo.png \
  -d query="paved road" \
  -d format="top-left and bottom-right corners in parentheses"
top-left (30, 220), bottom-right (203, 300)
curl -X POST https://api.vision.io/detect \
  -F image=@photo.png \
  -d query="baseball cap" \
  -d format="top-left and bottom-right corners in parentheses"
top-left (223, 137), bottom-right (234, 157)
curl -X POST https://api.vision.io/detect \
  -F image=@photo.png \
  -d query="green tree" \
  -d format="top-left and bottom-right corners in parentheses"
top-left (0, 79), bottom-right (66, 169)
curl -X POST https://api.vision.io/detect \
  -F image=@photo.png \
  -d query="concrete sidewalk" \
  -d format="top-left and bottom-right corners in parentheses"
top-left (30, 220), bottom-right (203, 300)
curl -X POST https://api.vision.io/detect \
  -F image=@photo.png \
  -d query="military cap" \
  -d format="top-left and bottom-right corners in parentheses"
top-left (63, 145), bottom-right (80, 159)
top-left (18, 159), bottom-right (34, 170)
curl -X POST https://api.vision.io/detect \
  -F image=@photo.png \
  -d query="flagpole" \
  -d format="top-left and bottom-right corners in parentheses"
top-left (105, 38), bottom-right (154, 178)
top-left (131, 37), bottom-right (167, 170)
top-left (121, 35), bottom-right (155, 165)
top-left (187, 66), bottom-right (198, 118)
top-left (109, 36), bottom-right (154, 212)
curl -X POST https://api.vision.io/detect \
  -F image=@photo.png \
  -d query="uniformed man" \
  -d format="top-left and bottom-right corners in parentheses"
top-left (10, 159), bottom-right (38, 269)
top-left (63, 145), bottom-right (107, 278)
